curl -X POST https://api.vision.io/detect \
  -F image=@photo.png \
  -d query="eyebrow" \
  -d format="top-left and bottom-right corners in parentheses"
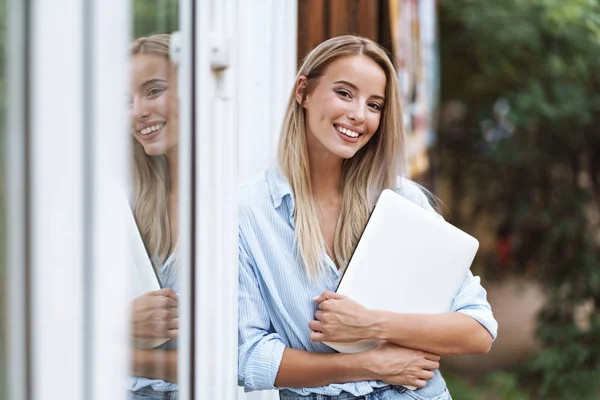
top-left (333, 80), bottom-right (386, 102)
top-left (139, 78), bottom-right (167, 89)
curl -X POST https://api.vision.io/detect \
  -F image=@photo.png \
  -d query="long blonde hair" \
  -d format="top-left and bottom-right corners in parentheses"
top-left (130, 33), bottom-right (174, 270)
top-left (278, 35), bottom-right (405, 277)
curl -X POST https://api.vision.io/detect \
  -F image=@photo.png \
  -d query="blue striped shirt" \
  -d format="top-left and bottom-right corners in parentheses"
top-left (129, 251), bottom-right (179, 393)
top-left (238, 167), bottom-right (498, 397)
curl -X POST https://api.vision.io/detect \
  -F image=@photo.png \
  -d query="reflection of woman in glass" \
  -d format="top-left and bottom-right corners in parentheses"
top-left (128, 33), bottom-right (180, 400)
top-left (238, 35), bottom-right (497, 400)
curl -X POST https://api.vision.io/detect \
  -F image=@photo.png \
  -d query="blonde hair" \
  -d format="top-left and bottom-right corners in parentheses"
top-left (278, 35), bottom-right (405, 277)
top-left (130, 33), bottom-right (175, 269)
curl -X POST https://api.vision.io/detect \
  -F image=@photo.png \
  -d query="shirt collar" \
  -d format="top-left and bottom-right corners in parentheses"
top-left (266, 167), bottom-right (295, 222)
top-left (266, 167), bottom-right (340, 276)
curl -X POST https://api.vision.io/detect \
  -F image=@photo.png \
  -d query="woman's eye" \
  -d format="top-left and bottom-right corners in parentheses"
top-left (147, 87), bottom-right (165, 97)
top-left (369, 102), bottom-right (383, 111)
top-left (336, 89), bottom-right (352, 99)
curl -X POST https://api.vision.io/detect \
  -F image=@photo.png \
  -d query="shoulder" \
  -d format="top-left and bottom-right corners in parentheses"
top-left (394, 176), bottom-right (439, 216)
top-left (239, 169), bottom-right (285, 227)
top-left (239, 170), bottom-right (272, 216)
top-left (239, 171), bottom-right (270, 204)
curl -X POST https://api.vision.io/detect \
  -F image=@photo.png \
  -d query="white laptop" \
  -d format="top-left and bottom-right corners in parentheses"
top-left (323, 188), bottom-right (479, 354)
top-left (124, 195), bottom-right (171, 349)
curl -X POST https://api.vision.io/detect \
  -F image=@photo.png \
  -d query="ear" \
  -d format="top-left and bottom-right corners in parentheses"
top-left (295, 75), bottom-right (309, 107)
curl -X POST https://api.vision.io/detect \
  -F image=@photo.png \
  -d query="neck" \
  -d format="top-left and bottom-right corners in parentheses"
top-left (165, 146), bottom-right (179, 196)
top-left (307, 148), bottom-right (343, 203)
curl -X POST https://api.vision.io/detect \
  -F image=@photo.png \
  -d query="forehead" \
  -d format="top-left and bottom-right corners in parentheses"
top-left (321, 55), bottom-right (386, 95)
top-left (130, 53), bottom-right (171, 86)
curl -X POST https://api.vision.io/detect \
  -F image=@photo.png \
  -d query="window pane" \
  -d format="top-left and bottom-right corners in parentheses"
top-left (127, 1), bottom-right (181, 399)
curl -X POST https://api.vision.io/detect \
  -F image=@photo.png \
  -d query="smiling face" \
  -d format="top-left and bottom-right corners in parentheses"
top-left (297, 55), bottom-right (387, 161)
top-left (129, 53), bottom-right (179, 157)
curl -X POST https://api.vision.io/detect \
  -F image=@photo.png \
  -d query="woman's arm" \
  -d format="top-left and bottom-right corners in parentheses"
top-left (238, 238), bottom-right (439, 390)
top-left (368, 311), bottom-right (492, 356)
top-left (131, 349), bottom-right (178, 383)
top-left (275, 343), bottom-right (440, 389)
top-left (275, 348), bottom-right (368, 388)
top-left (310, 272), bottom-right (497, 356)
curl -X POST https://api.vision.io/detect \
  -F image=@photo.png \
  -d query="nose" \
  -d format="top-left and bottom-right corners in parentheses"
top-left (348, 101), bottom-right (366, 125)
top-left (131, 96), bottom-right (150, 122)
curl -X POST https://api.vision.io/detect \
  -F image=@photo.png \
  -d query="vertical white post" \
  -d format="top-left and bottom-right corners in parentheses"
top-left (176, 0), bottom-right (194, 397)
top-left (88, 0), bottom-right (131, 399)
top-left (8, 0), bottom-right (132, 399)
top-left (237, 0), bottom-right (298, 183)
top-left (194, 0), bottom-right (240, 398)
top-left (29, 0), bottom-right (85, 398)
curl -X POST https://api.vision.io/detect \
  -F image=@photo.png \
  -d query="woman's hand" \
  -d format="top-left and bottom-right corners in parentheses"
top-left (363, 342), bottom-right (440, 389)
top-left (131, 288), bottom-right (179, 339)
top-left (309, 290), bottom-right (374, 343)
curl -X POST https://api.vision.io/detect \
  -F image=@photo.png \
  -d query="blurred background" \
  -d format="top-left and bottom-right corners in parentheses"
top-left (1, 1), bottom-right (599, 400)
top-left (299, 2), bottom-right (599, 400)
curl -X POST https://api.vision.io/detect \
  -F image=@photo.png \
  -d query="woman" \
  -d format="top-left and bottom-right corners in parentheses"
top-left (128, 33), bottom-right (180, 400)
top-left (238, 35), bottom-right (497, 400)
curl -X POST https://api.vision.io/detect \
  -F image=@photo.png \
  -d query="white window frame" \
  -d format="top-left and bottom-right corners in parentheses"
top-left (190, 0), bottom-right (240, 398)
top-left (6, 0), bottom-right (297, 399)
top-left (7, 0), bottom-right (140, 399)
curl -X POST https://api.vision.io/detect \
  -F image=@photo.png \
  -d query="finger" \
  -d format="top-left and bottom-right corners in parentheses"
top-left (314, 310), bottom-right (325, 321)
top-left (413, 379), bottom-right (427, 389)
top-left (153, 296), bottom-right (177, 309)
top-left (418, 370), bottom-right (435, 381)
top-left (168, 307), bottom-right (179, 319)
top-left (169, 318), bottom-right (179, 330)
top-left (422, 360), bottom-right (440, 371)
top-left (163, 288), bottom-right (179, 301)
top-left (148, 288), bottom-right (176, 297)
top-left (167, 329), bottom-right (178, 339)
top-left (422, 352), bottom-right (441, 362)
top-left (313, 290), bottom-right (343, 303)
top-left (308, 320), bottom-right (323, 332)
top-left (309, 330), bottom-right (326, 342)
top-left (318, 299), bottom-right (335, 311)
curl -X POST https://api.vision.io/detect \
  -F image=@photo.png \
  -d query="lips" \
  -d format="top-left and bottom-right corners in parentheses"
top-left (333, 123), bottom-right (364, 144)
top-left (134, 122), bottom-right (166, 141)
top-left (334, 124), bottom-right (362, 138)
top-left (136, 122), bottom-right (166, 136)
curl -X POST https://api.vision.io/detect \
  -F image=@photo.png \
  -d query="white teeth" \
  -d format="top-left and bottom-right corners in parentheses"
top-left (139, 124), bottom-right (163, 135)
top-left (336, 125), bottom-right (359, 138)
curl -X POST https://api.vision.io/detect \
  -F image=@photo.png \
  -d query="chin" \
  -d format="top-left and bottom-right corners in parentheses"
top-left (333, 146), bottom-right (361, 160)
top-left (338, 152), bottom-right (357, 160)
top-left (142, 144), bottom-right (167, 157)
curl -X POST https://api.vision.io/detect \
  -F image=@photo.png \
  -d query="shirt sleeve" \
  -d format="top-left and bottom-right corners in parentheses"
top-left (451, 270), bottom-right (498, 340)
top-left (396, 177), bottom-right (498, 340)
top-left (238, 234), bottom-right (286, 391)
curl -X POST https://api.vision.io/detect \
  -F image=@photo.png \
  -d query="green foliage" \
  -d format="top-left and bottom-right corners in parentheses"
top-left (445, 371), bottom-right (531, 400)
top-left (133, 0), bottom-right (179, 38)
top-left (438, 0), bottom-right (600, 398)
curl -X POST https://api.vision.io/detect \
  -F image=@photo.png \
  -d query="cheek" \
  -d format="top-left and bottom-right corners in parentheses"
top-left (311, 94), bottom-right (344, 123)
top-left (367, 113), bottom-right (382, 135)
top-left (152, 96), bottom-right (170, 118)
top-left (166, 92), bottom-right (179, 119)
top-left (325, 97), bottom-right (348, 119)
